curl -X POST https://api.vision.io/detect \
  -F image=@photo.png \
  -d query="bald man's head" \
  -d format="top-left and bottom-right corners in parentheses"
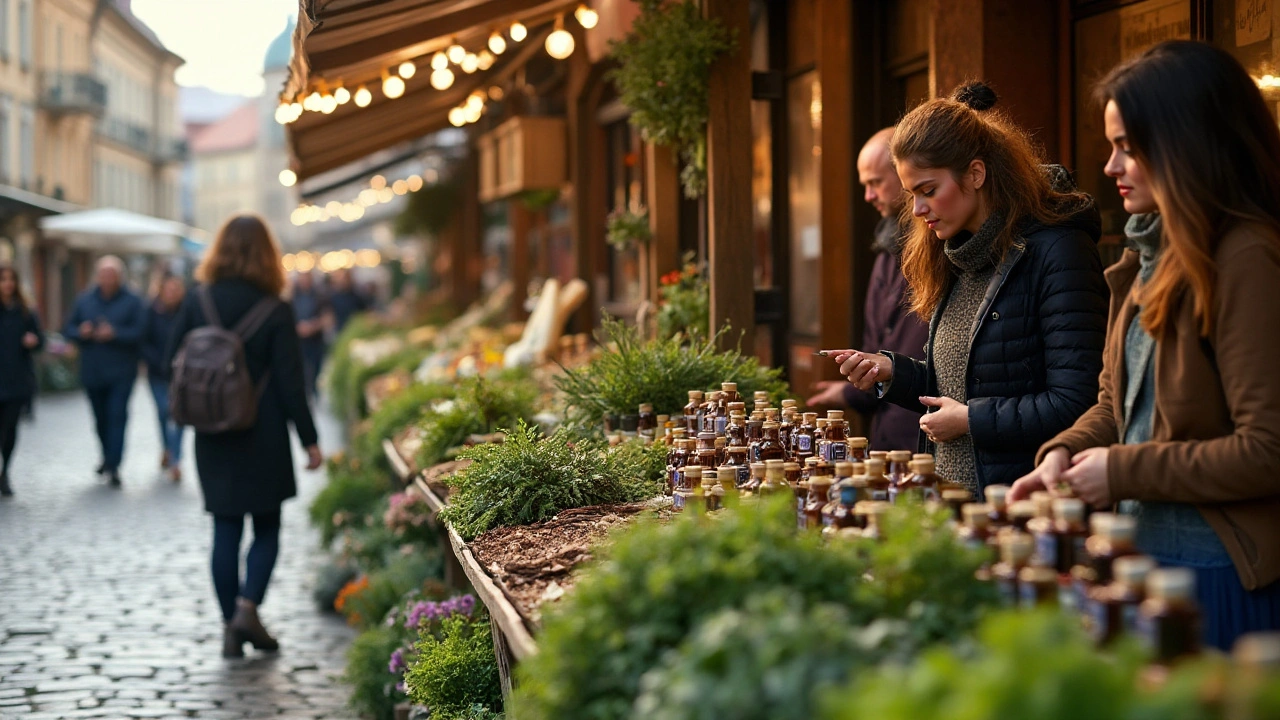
top-left (858, 127), bottom-right (904, 218)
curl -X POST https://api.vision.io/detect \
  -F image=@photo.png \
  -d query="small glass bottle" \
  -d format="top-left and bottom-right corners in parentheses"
top-left (727, 414), bottom-right (748, 449)
top-left (1051, 497), bottom-right (1090, 576)
top-left (1008, 500), bottom-right (1036, 533)
top-left (803, 475), bottom-right (834, 530)
top-left (760, 460), bottom-right (788, 497)
top-left (847, 436), bottom-right (869, 462)
top-left (620, 414), bottom-right (639, 441)
top-left (892, 456), bottom-right (943, 503)
top-left (714, 436), bottom-right (728, 468)
top-left (863, 458), bottom-right (891, 502)
top-left (745, 462), bottom-right (766, 495)
top-left (679, 465), bottom-right (702, 493)
top-left (992, 531), bottom-right (1035, 607)
top-left (822, 411), bottom-right (849, 462)
top-left (779, 409), bottom-right (797, 461)
top-left (696, 432), bottom-right (718, 471)
top-left (716, 466), bottom-right (738, 504)
top-left (716, 383), bottom-right (739, 435)
top-left (824, 462), bottom-right (856, 526)
top-left (956, 503), bottom-right (996, 553)
top-left (671, 427), bottom-right (687, 446)
top-left (722, 446), bottom-right (751, 490)
top-left (942, 487), bottom-right (973, 524)
top-left (886, 450), bottom-right (913, 486)
top-left (828, 478), bottom-right (862, 533)
top-left (702, 391), bottom-right (721, 433)
top-left (757, 421), bottom-right (786, 463)
top-left (862, 501), bottom-right (891, 541)
top-left (701, 470), bottom-right (720, 513)
top-left (684, 390), bottom-right (704, 435)
top-left (984, 484), bottom-right (1011, 526)
top-left (1137, 568), bottom-right (1202, 665)
top-left (1087, 554), bottom-right (1155, 648)
top-left (784, 462), bottom-right (803, 488)
top-left (1086, 513), bottom-right (1139, 588)
top-left (637, 404), bottom-right (656, 443)
top-left (667, 438), bottom-right (690, 495)
top-left (794, 413), bottom-right (819, 464)
top-left (674, 464), bottom-right (700, 512)
top-left (1031, 491), bottom-right (1055, 520)
top-left (814, 418), bottom-right (830, 453)
top-left (1018, 565), bottom-right (1060, 609)
top-left (746, 411), bottom-right (765, 461)
top-left (657, 416), bottom-right (671, 445)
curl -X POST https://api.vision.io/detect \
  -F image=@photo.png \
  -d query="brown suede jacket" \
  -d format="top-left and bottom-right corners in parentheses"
top-left (1038, 222), bottom-right (1280, 591)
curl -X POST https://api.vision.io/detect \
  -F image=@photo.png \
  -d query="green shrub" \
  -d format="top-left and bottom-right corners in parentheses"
top-left (415, 372), bottom-right (541, 469)
top-left (440, 422), bottom-right (665, 541)
top-left (349, 345), bottom-right (430, 420)
top-left (313, 560), bottom-right (358, 613)
top-left (354, 380), bottom-right (457, 472)
top-left (608, 438), bottom-right (671, 488)
top-left (326, 315), bottom-right (389, 418)
top-left (310, 457), bottom-right (395, 546)
top-left (555, 318), bottom-right (788, 434)
top-left (511, 499), bottom-right (996, 720)
top-left (406, 614), bottom-right (504, 719)
top-left (345, 625), bottom-right (404, 720)
top-left (339, 551), bottom-right (443, 630)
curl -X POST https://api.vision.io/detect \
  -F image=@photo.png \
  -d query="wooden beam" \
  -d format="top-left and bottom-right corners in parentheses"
top-left (704, 0), bottom-right (753, 353)
top-left (644, 142), bottom-right (680, 304)
top-left (509, 202), bottom-right (531, 321)
top-left (566, 55), bottom-right (609, 333)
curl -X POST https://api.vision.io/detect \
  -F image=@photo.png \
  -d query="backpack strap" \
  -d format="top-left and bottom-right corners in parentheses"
top-left (198, 287), bottom-right (223, 329)
top-left (232, 297), bottom-right (279, 341)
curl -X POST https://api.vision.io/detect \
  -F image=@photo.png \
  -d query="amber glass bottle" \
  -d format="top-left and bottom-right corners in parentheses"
top-left (727, 414), bottom-right (748, 449)
top-left (863, 458), bottom-right (891, 502)
top-left (885, 450), bottom-right (913, 487)
top-left (684, 390), bottom-right (704, 435)
top-left (1051, 498), bottom-right (1090, 576)
top-left (1088, 554), bottom-right (1154, 647)
top-left (667, 439), bottom-right (690, 495)
top-left (847, 436), bottom-right (869, 461)
top-left (942, 488), bottom-right (973, 523)
top-left (1018, 566), bottom-right (1060, 609)
top-left (956, 503), bottom-right (996, 553)
top-left (822, 411), bottom-right (849, 462)
top-left (779, 409), bottom-right (797, 461)
top-left (638, 403), bottom-right (656, 443)
top-left (723, 446), bottom-right (751, 490)
top-left (760, 460), bottom-right (788, 497)
top-left (992, 532), bottom-right (1035, 607)
top-left (757, 421), bottom-right (786, 463)
top-left (1087, 514), bottom-right (1138, 588)
top-left (784, 462), bottom-right (803, 488)
top-left (892, 456), bottom-right (943, 503)
top-left (794, 413), bottom-right (819, 463)
top-left (1137, 568), bottom-right (1202, 665)
top-left (804, 476), bottom-right (834, 530)
top-left (746, 411), bottom-right (765, 461)
top-left (1008, 500), bottom-right (1036, 533)
top-left (984, 484), bottom-right (1011, 526)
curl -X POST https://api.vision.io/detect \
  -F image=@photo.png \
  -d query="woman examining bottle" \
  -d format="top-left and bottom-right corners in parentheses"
top-left (831, 82), bottom-right (1109, 493)
top-left (1011, 41), bottom-right (1280, 650)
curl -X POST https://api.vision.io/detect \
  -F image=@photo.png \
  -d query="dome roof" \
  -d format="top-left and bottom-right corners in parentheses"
top-left (263, 17), bottom-right (296, 72)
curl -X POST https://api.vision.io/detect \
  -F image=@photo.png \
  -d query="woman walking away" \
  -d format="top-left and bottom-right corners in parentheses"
top-left (165, 214), bottom-right (323, 657)
top-left (830, 82), bottom-right (1109, 493)
top-left (0, 265), bottom-right (43, 497)
top-left (1011, 41), bottom-right (1280, 650)
top-left (142, 275), bottom-right (186, 481)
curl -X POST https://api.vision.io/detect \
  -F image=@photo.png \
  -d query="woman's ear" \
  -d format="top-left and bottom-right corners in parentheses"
top-left (967, 159), bottom-right (987, 191)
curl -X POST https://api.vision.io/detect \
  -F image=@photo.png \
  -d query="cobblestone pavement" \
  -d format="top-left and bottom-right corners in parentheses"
top-left (0, 385), bottom-right (357, 718)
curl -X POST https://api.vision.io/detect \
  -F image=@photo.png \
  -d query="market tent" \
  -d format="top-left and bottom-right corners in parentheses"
top-left (0, 184), bottom-right (81, 217)
top-left (283, 0), bottom-right (570, 180)
top-left (40, 207), bottom-right (207, 255)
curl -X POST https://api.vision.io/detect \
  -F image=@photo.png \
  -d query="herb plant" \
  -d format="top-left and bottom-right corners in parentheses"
top-left (355, 379), bottom-right (457, 472)
top-left (609, 0), bottom-right (735, 198)
top-left (555, 318), bottom-right (788, 433)
top-left (326, 315), bottom-right (392, 418)
top-left (310, 454), bottom-right (394, 546)
top-left (416, 372), bottom-right (541, 468)
top-left (344, 625), bottom-right (404, 720)
top-left (406, 613), bottom-right (504, 719)
top-left (440, 421), bottom-right (664, 541)
top-left (606, 207), bottom-right (652, 251)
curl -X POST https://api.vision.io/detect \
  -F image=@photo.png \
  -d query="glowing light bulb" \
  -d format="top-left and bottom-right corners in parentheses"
top-left (448, 107), bottom-right (466, 127)
top-left (325, 201), bottom-right (342, 214)
top-left (466, 93), bottom-right (484, 112)
top-left (545, 17), bottom-right (575, 60)
top-left (575, 4), bottom-right (599, 29)
top-left (488, 31), bottom-right (506, 55)
top-left (303, 91), bottom-right (322, 111)
top-left (488, 85), bottom-right (505, 101)
top-left (430, 68), bottom-right (455, 90)
top-left (431, 52), bottom-right (448, 70)
top-left (370, 175), bottom-right (387, 190)
top-left (354, 85), bottom-right (372, 107)
top-left (392, 179), bottom-right (408, 195)
top-left (289, 102), bottom-right (302, 119)
top-left (274, 104), bottom-right (290, 124)
top-left (461, 53), bottom-right (479, 74)
top-left (407, 175), bottom-right (423, 192)
top-left (509, 21), bottom-right (527, 42)
top-left (334, 86), bottom-right (351, 104)
top-left (464, 104), bottom-right (482, 123)
top-left (398, 61), bottom-right (416, 79)
top-left (447, 42), bottom-right (466, 64)
top-left (383, 74), bottom-right (406, 99)
top-left (476, 50), bottom-right (495, 71)
top-left (279, 169), bottom-right (297, 187)
top-left (320, 94), bottom-right (338, 114)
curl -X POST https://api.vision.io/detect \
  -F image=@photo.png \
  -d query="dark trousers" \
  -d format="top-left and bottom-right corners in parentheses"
top-left (0, 399), bottom-right (24, 475)
top-left (85, 378), bottom-right (134, 473)
top-left (300, 340), bottom-right (325, 400)
top-left (211, 511), bottom-right (282, 622)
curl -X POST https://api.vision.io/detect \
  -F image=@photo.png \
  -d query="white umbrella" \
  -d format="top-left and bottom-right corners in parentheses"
top-left (40, 207), bottom-right (207, 255)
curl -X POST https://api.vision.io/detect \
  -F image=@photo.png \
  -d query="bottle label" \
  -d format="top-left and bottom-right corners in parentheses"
top-left (1035, 534), bottom-right (1059, 569)
top-left (1134, 612), bottom-right (1156, 654)
top-left (1087, 598), bottom-right (1107, 643)
top-left (715, 417), bottom-right (728, 435)
top-left (736, 466), bottom-right (750, 487)
top-left (797, 435), bottom-right (812, 452)
top-left (827, 443), bottom-right (847, 462)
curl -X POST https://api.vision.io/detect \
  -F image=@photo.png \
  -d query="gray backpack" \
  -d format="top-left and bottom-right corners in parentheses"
top-left (169, 288), bottom-right (278, 433)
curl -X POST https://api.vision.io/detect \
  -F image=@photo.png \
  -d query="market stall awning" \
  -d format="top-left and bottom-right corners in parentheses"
top-left (40, 207), bottom-right (207, 255)
top-left (0, 184), bottom-right (81, 217)
top-left (283, 0), bottom-right (571, 180)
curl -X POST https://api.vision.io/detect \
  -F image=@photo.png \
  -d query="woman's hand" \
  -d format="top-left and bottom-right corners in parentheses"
top-left (829, 350), bottom-right (894, 392)
top-left (918, 396), bottom-right (969, 443)
top-left (22, 332), bottom-right (38, 349)
top-left (1010, 446), bottom-right (1071, 501)
top-left (1061, 447), bottom-right (1112, 507)
top-left (305, 445), bottom-right (323, 471)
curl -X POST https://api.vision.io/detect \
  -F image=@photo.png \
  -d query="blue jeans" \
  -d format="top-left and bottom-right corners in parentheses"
top-left (147, 377), bottom-right (184, 463)
top-left (85, 377), bottom-right (134, 473)
top-left (212, 512), bottom-right (282, 622)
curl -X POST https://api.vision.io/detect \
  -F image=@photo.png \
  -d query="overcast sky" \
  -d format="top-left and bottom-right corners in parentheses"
top-left (133, 0), bottom-right (298, 97)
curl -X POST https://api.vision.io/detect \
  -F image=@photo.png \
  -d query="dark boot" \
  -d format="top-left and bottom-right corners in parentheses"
top-left (107, 471), bottom-right (121, 487)
top-left (0, 473), bottom-right (12, 497)
top-left (228, 598), bottom-right (279, 651)
top-left (222, 624), bottom-right (245, 658)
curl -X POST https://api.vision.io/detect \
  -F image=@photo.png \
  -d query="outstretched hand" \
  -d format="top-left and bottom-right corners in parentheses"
top-left (826, 350), bottom-right (893, 392)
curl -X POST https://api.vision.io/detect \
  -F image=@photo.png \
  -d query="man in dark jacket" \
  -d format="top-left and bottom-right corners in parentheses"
top-left (290, 271), bottom-right (330, 400)
top-left (807, 128), bottom-right (929, 452)
top-left (327, 268), bottom-right (368, 334)
top-left (65, 256), bottom-right (145, 486)
top-left (141, 276), bottom-right (186, 481)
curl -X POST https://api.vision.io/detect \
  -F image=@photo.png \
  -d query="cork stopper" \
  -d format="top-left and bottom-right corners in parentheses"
top-left (1052, 497), bottom-right (1086, 523)
top-left (749, 410), bottom-right (765, 421)
top-left (781, 399), bottom-right (798, 409)
top-left (865, 501), bottom-right (891, 522)
top-left (688, 390), bottom-right (704, 400)
top-left (1105, 515), bottom-right (1136, 543)
top-left (1113, 555), bottom-right (1156, 588)
top-left (869, 450), bottom-right (889, 461)
top-left (1031, 491), bottom-right (1054, 518)
top-left (714, 437), bottom-right (727, 449)
top-left (809, 474), bottom-right (834, 489)
top-left (803, 412), bottom-right (818, 424)
top-left (983, 484), bottom-right (1010, 509)
top-left (701, 473), bottom-right (717, 490)
top-left (999, 531), bottom-right (1035, 565)
top-left (698, 431), bottom-right (717, 443)
top-left (764, 408), bottom-right (780, 421)
top-left (834, 461), bottom-right (855, 477)
top-left (672, 428), bottom-right (687, 439)
top-left (764, 459), bottom-right (785, 468)
top-left (721, 382), bottom-right (738, 393)
top-left (754, 390), bottom-right (770, 401)
top-left (639, 403), bottom-right (653, 413)
top-left (963, 503), bottom-right (992, 528)
top-left (909, 457), bottom-right (936, 474)
top-left (849, 437), bottom-right (869, 449)
top-left (1019, 565), bottom-right (1057, 585)
top-left (762, 421), bottom-right (780, 430)
top-left (1009, 500), bottom-right (1036, 521)
top-left (864, 458), bottom-right (886, 477)
top-left (683, 465), bottom-right (703, 477)
top-left (717, 466), bottom-right (737, 483)
top-left (805, 457), bottom-right (821, 468)
top-left (1146, 567), bottom-right (1196, 602)
top-left (656, 414), bottom-right (668, 424)
top-left (912, 453), bottom-right (934, 462)
top-left (943, 488), bottom-right (972, 503)
top-left (750, 462), bottom-right (766, 479)
top-left (1233, 632), bottom-right (1280, 669)
top-left (765, 462), bottom-right (786, 481)
top-left (811, 461), bottom-right (834, 477)
top-left (1088, 511), bottom-right (1115, 536)
top-left (816, 418), bottom-right (830, 429)
top-left (826, 410), bottom-right (845, 421)
top-left (728, 402), bottom-right (746, 413)
top-left (887, 450), bottom-right (913, 463)
top-left (727, 445), bottom-right (748, 456)
top-left (851, 475), bottom-right (869, 488)
top-left (783, 462), bottom-right (802, 473)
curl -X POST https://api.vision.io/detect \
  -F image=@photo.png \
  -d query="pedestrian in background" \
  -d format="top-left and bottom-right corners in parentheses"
top-left (326, 267), bottom-right (368, 334)
top-left (0, 265), bottom-right (43, 497)
top-left (807, 127), bottom-right (929, 452)
top-left (165, 214), bottom-right (322, 658)
top-left (142, 275), bottom-right (186, 482)
top-left (289, 271), bottom-right (330, 401)
top-left (1013, 40), bottom-right (1280, 650)
top-left (64, 255), bottom-right (145, 487)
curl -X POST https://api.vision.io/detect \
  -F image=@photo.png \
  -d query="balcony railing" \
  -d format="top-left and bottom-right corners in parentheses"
top-left (39, 72), bottom-right (108, 117)
top-left (98, 117), bottom-right (152, 155)
top-left (152, 137), bottom-right (188, 164)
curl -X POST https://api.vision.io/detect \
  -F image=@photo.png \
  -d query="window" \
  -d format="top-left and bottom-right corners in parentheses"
top-left (19, 103), bottom-right (33, 189)
top-left (0, 95), bottom-right (10, 184)
top-left (0, 0), bottom-right (10, 61)
top-left (16, 0), bottom-right (28, 70)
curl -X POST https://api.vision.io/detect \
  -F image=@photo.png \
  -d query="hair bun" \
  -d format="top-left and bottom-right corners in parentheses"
top-left (952, 81), bottom-right (998, 111)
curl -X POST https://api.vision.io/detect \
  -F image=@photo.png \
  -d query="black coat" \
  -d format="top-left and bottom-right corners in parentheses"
top-left (881, 209), bottom-right (1109, 490)
top-left (141, 302), bottom-right (179, 381)
top-left (165, 279), bottom-right (319, 516)
top-left (0, 302), bottom-right (43, 402)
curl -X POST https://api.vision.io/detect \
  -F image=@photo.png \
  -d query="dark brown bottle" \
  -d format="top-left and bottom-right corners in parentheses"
top-left (637, 403), bottom-right (656, 443)
top-left (702, 391), bottom-right (721, 433)
top-left (956, 503), bottom-right (996, 554)
top-left (715, 383), bottom-right (739, 435)
top-left (784, 462), bottom-right (803, 488)
top-left (848, 437), bottom-right (869, 462)
top-left (1137, 568), bottom-right (1202, 665)
top-left (1008, 500), bottom-right (1036, 533)
top-left (821, 411), bottom-right (849, 463)
top-left (1086, 513), bottom-right (1138, 588)
top-left (794, 413), bottom-right (818, 463)
top-left (1051, 498), bottom-right (1089, 576)
top-left (757, 421), bottom-right (786, 463)
top-left (714, 436), bottom-right (728, 468)
top-left (863, 458), bottom-right (891, 502)
top-left (942, 487), bottom-right (973, 524)
top-left (886, 450), bottom-right (913, 487)
top-left (684, 390), bottom-right (704, 435)
top-left (1087, 554), bottom-right (1154, 648)
top-left (701, 470), bottom-right (720, 513)
top-left (1018, 565), bottom-right (1060, 609)
top-left (983, 484), bottom-right (1011, 526)
top-left (746, 411), bottom-right (765, 462)
top-left (696, 431), bottom-right (718, 471)
top-left (892, 456), bottom-right (943, 504)
top-left (722, 446), bottom-right (751, 490)
top-left (804, 476), bottom-right (834, 530)
top-left (727, 414), bottom-right (748, 449)
top-left (992, 532), bottom-right (1035, 607)
top-left (779, 409), bottom-right (797, 462)
top-left (667, 438), bottom-right (690, 495)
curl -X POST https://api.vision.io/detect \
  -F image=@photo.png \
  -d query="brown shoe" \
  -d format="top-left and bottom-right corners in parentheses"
top-left (222, 624), bottom-right (245, 658)
top-left (161, 450), bottom-right (171, 469)
top-left (229, 598), bottom-right (279, 652)
top-left (168, 466), bottom-right (181, 483)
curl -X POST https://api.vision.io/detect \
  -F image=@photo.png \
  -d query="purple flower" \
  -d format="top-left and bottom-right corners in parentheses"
top-left (388, 648), bottom-right (406, 674)
top-left (457, 595), bottom-right (476, 616)
top-left (385, 608), bottom-right (400, 627)
top-left (396, 681), bottom-right (407, 694)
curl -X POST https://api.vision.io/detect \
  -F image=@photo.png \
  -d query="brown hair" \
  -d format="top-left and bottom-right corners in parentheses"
top-left (891, 82), bottom-right (1090, 318)
top-left (0, 264), bottom-right (28, 313)
top-left (196, 214), bottom-right (285, 296)
top-left (1095, 41), bottom-right (1280, 337)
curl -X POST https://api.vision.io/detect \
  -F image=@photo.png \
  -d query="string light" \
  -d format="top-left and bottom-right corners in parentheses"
top-left (291, 171), bottom-right (434, 227)
top-left (392, 179), bottom-right (409, 195)
top-left (476, 50), bottom-right (495, 71)
top-left (354, 85), bottom-right (372, 107)
top-left (461, 53), bottom-right (479, 74)
top-left (407, 175), bottom-right (424, 192)
top-left (382, 73), bottom-right (406, 99)
top-left (510, 21), bottom-right (527, 42)
top-left (448, 107), bottom-right (466, 127)
top-left (430, 67), bottom-right (455, 90)
top-left (320, 93), bottom-right (338, 114)
top-left (398, 61), bottom-right (416, 79)
top-left (431, 52), bottom-right (449, 70)
top-left (303, 91), bottom-right (322, 112)
top-left (545, 15), bottom-right (575, 60)
top-left (370, 175), bottom-right (387, 190)
top-left (488, 31), bottom-right (506, 55)
top-left (447, 41), bottom-right (466, 64)
top-left (334, 86), bottom-right (351, 104)
top-left (279, 169), bottom-right (297, 187)
top-left (488, 85), bottom-right (505, 101)
top-left (574, 3), bottom-right (599, 29)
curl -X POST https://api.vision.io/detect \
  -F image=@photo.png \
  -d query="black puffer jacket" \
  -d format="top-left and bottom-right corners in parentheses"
top-left (880, 198), bottom-right (1108, 490)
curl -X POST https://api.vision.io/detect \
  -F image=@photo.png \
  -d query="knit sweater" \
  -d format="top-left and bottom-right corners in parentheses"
top-left (932, 214), bottom-right (1004, 491)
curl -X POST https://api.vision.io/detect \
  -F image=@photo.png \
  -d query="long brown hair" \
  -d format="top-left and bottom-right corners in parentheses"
top-left (892, 82), bottom-right (1090, 318)
top-left (0, 264), bottom-right (28, 313)
top-left (196, 214), bottom-right (286, 296)
top-left (1095, 41), bottom-right (1280, 337)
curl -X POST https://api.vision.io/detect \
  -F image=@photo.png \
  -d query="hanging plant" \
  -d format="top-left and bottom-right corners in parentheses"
top-left (608, 0), bottom-right (736, 199)
top-left (605, 206), bottom-right (652, 251)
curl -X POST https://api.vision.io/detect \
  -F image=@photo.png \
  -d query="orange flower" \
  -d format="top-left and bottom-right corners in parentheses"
top-left (334, 575), bottom-right (370, 614)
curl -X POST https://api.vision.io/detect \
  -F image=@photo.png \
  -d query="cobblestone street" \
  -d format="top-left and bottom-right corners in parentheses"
top-left (0, 385), bottom-right (356, 719)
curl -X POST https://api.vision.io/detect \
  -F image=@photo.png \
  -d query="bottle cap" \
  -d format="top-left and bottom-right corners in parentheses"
top-left (851, 475), bottom-right (869, 488)
top-left (834, 461), bottom-right (855, 476)
top-left (683, 465), bottom-right (703, 476)
top-left (701, 473), bottom-right (717, 489)
top-left (750, 462), bottom-right (766, 477)
top-left (864, 458), bottom-right (886, 476)
top-left (698, 432), bottom-right (717, 443)
top-left (816, 418), bottom-right (830, 429)
top-left (721, 382), bottom-right (738, 393)
top-left (1031, 491), bottom-right (1054, 518)
top-left (826, 410), bottom-right (845, 420)
top-left (1052, 497), bottom-right (1086, 523)
top-left (942, 488), bottom-right (972, 502)
top-left (717, 466), bottom-right (736, 482)
top-left (639, 403), bottom-right (654, 413)
top-left (750, 410), bottom-right (765, 421)
top-left (805, 456), bottom-right (821, 468)
top-left (688, 390), bottom-right (703, 400)
top-left (1088, 511), bottom-right (1115, 536)
top-left (764, 459), bottom-right (785, 467)
top-left (781, 399), bottom-right (798, 408)
top-left (912, 453), bottom-right (934, 462)
top-left (1146, 567), bottom-right (1195, 601)
top-left (983, 484), bottom-right (1009, 508)
top-left (729, 401), bottom-right (746, 412)
top-left (812, 461), bottom-right (834, 477)
top-left (754, 390), bottom-right (770, 400)
top-left (1009, 500), bottom-right (1036, 521)
top-left (762, 421), bottom-right (780, 430)
top-left (869, 450), bottom-right (889, 460)
top-left (1105, 514), bottom-right (1136, 542)
top-left (1233, 632), bottom-right (1280, 668)
top-left (849, 437), bottom-right (869, 449)
top-left (656, 414), bottom-right (668, 423)
top-left (999, 532), bottom-right (1035, 564)
top-left (728, 446), bottom-right (748, 456)
top-left (1019, 565), bottom-right (1057, 584)
top-left (783, 462), bottom-right (801, 472)
top-left (865, 501), bottom-right (891, 520)
top-left (803, 412), bottom-right (818, 423)
top-left (715, 437), bottom-right (727, 448)
top-left (766, 463), bottom-right (786, 480)
top-left (1113, 555), bottom-right (1156, 587)
top-left (809, 474), bottom-right (834, 488)
top-left (909, 457), bottom-right (936, 474)
top-left (887, 450), bottom-right (913, 462)
top-left (963, 503), bottom-right (992, 527)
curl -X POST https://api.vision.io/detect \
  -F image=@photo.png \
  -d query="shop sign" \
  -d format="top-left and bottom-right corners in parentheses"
top-left (1236, 0), bottom-right (1272, 47)
top-left (1119, 0), bottom-right (1191, 59)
